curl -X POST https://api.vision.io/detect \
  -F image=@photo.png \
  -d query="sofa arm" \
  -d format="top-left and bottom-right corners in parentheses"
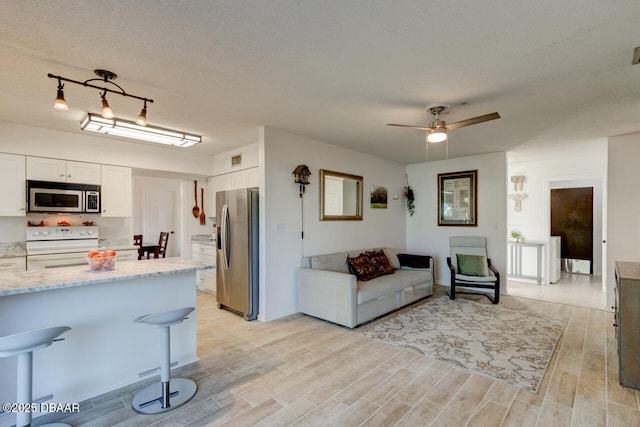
top-left (397, 253), bottom-right (433, 270)
top-left (298, 267), bottom-right (358, 328)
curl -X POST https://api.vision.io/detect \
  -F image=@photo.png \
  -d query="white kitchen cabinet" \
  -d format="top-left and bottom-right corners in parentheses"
top-left (0, 257), bottom-right (26, 273)
top-left (0, 153), bottom-right (26, 216)
top-left (27, 156), bottom-right (101, 184)
top-left (208, 166), bottom-right (260, 218)
top-left (101, 165), bottom-right (132, 217)
top-left (192, 241), bottom-right (216, 295)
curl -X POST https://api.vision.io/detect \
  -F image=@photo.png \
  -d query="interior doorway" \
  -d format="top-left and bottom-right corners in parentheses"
top-left (551, 187), bottom-right (594, 274)
top-left (133, 175), bottom-right (181, 258)
top-left (548, 177), bottom-right (604, 279)
top-left (142, 188), bottom-right (178, 257)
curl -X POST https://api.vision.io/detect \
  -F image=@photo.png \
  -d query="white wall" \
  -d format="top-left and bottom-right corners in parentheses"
top-left (607, 132), bottom-right (640, 308)
top-left (507, 138), bottom-right (607, 282)
top-left (406, 152), bottom-right (508, 292)
top-left (261, 126), bottom-right (407, 321)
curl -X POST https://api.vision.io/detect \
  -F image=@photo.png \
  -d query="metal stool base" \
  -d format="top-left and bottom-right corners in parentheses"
top-left (132, 378), bottom-right (197, 414)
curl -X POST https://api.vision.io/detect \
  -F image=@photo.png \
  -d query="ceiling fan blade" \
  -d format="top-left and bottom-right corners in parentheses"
top-left (386, 123), bottom-right (431, 131)
top-left (445, 112), bottom-right (500, 130)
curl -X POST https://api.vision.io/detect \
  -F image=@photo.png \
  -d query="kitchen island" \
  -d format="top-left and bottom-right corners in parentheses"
top-left (0, 257), bottom-right (214, 426)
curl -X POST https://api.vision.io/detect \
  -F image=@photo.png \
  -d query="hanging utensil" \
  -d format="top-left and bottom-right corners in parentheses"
top-left (192, 180), bottom-right (200, 218)
top-left (200, 188), bottom-right (206, 225)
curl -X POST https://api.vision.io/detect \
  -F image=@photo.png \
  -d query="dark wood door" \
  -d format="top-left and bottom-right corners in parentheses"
top-left (551, 187), bottom-right (593, 273)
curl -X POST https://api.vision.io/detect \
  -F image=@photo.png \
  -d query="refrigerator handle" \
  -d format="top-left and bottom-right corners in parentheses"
top-left (221, 203), bottom-right (230, 270)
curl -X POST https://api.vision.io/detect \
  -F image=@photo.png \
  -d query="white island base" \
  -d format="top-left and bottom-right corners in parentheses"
top-left (0, 258), bottom-right (209, 427)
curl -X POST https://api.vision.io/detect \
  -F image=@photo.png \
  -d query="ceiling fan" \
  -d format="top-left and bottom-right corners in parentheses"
top-left (387, 103), bottom-right (500, 159)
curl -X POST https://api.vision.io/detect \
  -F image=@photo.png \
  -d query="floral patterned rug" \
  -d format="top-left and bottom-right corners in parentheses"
top-left (364, 296), bottom-right (566, 393)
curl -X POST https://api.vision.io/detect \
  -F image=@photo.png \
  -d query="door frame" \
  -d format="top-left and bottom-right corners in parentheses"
top-left (543, 173), bottom-right (606, 292)
top-left (133, 175), bottom-right (182, 257)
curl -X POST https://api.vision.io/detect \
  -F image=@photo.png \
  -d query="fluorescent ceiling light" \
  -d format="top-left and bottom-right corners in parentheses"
top-left (81, 113), bottom-right (201, 148)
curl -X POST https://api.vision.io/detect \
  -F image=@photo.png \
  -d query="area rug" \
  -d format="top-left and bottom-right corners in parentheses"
top-left (364, 296), bottom-right (566, 393)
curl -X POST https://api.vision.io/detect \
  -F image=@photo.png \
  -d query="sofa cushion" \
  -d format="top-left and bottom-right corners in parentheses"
top-left (456, 254), bottom-right (486, 276)
top-left (383, 248), bottom-right (401, 270)
top-left (311, 252), bottom-right (349, 273)
top-left (357, 269), bottom-right (433, 304)
top-left (366, 250), bottom-right (395, 275)
top-left (347, 254), bottom-right (381, 281)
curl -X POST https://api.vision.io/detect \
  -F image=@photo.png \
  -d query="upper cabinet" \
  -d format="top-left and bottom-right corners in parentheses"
top-left (27, 157), bottom-right (101, 185)
top-left (0, 153), bottom-right (26, 216)
top-left (101, 165), bottom-right (132, 217)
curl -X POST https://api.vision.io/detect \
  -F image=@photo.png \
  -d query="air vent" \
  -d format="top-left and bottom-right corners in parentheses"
top-left (231, 154), bottom-right (242, 166)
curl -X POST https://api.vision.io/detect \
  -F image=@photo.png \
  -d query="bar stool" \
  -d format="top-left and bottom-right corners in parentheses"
top-left (0, 326), bottom-right (72, 427)
top-left (132, 307), bottom-right (197, 414)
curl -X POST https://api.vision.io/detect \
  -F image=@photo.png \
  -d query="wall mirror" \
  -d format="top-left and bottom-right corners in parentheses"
top-left (320, 169), bottom-right (363, 220)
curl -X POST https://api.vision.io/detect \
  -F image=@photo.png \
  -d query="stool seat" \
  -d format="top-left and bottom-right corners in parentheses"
top-left (0, 326), bottom-right (70, 357)
top-left (0, 326), bottom-right (71, 427)
top-left (132, 307), bottom-right (197, 415)
top-left (134, 306), bottom-right (195, 327)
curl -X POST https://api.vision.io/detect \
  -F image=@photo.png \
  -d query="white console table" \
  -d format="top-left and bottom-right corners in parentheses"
top-left (508, 241), bottom-right (544, 285)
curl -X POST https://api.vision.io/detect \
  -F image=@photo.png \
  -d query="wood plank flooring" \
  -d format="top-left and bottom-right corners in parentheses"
top-left (36, 286), bottom-right (640, 426)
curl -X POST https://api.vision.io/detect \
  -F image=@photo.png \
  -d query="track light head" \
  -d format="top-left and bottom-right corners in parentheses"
top-left (136, 100), bottom-right (148, 126)
top-left (100, 92), bottom-right (114, 119)
top-left (53, 79), bottom-right (68, 111)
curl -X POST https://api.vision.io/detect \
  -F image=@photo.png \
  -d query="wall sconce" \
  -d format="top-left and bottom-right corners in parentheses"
top-left (293, 164), bottom-right (311, 197)
top-left (510, 175), bottom-right (525, 191)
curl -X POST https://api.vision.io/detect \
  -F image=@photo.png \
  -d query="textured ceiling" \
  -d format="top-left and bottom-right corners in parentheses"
top-left (1, 0), bottom-right (640, 164)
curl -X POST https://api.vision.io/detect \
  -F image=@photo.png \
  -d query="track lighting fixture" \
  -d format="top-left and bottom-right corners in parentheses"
top-left (48, 69), bottom-right (201, 148)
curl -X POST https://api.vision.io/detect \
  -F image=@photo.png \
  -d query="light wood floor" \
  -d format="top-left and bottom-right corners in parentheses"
top-left (508, 272), bottom-right (607, 311)
top-left (37, 286), bottom-right (640, 426)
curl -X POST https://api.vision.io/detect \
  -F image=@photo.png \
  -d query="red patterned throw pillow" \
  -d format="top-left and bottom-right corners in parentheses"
top-left (347, 254), bottom-right (380, 281)
top-left (366, 250), bottom-right (395, 276)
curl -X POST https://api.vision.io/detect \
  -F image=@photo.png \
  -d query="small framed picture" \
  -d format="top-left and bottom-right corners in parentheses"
top-left (438, 170), bottom-right (477, 226)
top-left (370, 185), bottom-right (387, 209)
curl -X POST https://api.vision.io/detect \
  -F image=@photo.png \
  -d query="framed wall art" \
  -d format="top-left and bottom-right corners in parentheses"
top-left (438, 170), bottom-right (477, 226)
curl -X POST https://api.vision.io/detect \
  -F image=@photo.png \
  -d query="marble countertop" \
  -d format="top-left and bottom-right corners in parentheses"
top-left (0, 257), bottom-right (215, 297)
top-left (0, 241), bottom-right (26, 258)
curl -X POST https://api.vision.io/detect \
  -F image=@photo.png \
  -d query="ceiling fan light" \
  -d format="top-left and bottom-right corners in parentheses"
top-left (427, 127), bottom-right (447, 143)
top-left (101, 95), bottom-right (114, 119)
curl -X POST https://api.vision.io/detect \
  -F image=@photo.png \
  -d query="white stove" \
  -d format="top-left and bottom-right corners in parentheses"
top-left (26, 226), bottom-right (100, 270)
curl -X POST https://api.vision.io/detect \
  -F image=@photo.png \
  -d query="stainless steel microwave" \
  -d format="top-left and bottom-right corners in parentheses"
top-left (27, 180), bottom-right (101, 213)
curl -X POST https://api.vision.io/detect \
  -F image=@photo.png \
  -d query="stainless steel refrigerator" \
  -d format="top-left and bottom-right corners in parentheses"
top-left (216, 188), bottom-right (259, 320)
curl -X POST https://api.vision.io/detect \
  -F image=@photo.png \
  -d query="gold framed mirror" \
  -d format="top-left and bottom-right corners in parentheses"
top-left (319, 169), bottom-right (363, 220)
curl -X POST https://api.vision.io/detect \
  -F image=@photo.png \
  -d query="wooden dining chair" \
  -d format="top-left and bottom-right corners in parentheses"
top-left (133, 234), bottom-right (143, 260)
top-left (158, 232), bottom-right (170, 258)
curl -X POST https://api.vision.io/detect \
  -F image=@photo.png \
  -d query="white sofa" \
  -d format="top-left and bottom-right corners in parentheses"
top-left (298, 248), bottom-right (433, 328)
